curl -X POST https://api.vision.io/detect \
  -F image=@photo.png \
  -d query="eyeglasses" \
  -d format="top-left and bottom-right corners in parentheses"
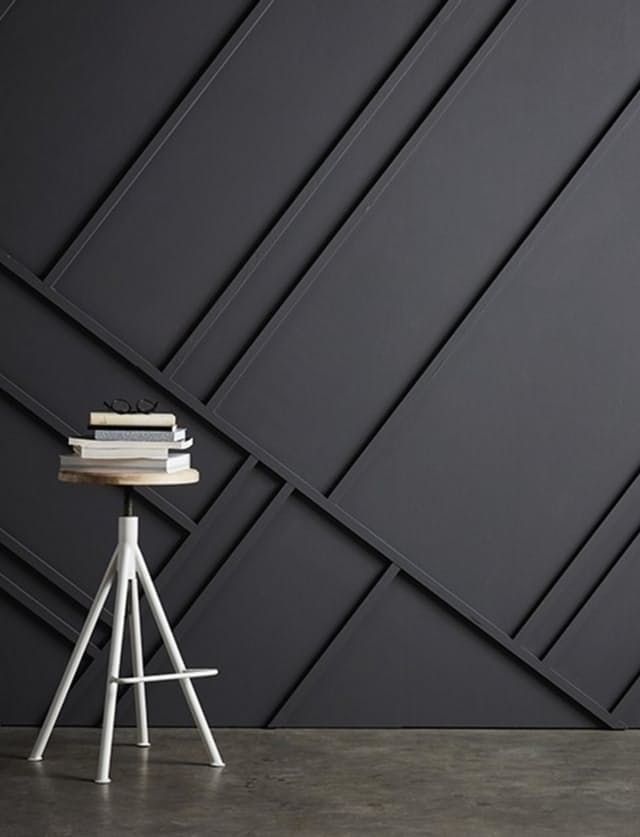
top-left (103, 398), bottom-right (159, 415)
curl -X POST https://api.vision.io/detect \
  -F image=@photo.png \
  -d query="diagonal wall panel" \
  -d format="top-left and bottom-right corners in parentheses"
top-left (217, 0), bottom-right (640, 490)
top-left (0, 543), bottom-right (108, 653)
top-left (119, 494), bottom-right (386, 726)
top-left (282, 573), bottom-right (596, 728)
top-left (171, 0), bottom-right (511, 399)
top-left (334, 97), bottom-right (640, 636)
top-left (3, 247), bottom-right (622, 728)
top-left (53, 0), bottom-right (440, 364)
top-left (2, 0), bottom-right (640, 728)
top-left (515, 469), bottom-right (640, 657)
top-left (0, 591), bottom-right (93, 725)
top-left (0, 0), bottom-right (252, 273)
top-left (546, 534), bottom-right (640, 711)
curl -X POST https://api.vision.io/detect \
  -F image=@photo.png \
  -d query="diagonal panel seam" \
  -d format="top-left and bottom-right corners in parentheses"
top-left (114, 485), bottom-right (293, 718)
top-left (44, 0), bottom-right (275, 288)
top-left (269, 565), bottom-right (399, 726)
top-left (150, 454), bottom-right (258, 595)
top-left (207, 0), bottom-right (530, 410)
top-left (0, 248), bottom-right (315, 482)
top-left (0, 569), bottom-right (101, 657)
top-left (305, 510), bottom-right (624, 729)
top-left (0, 0), bottom-right (16, 27)
top-left (270, 563), bottom-right (619, 730)
top-left (609, 660), bottom-right (640, 716)
top-left (0, 374), bottom-right (116, 624)
top-left (329, 85), bottom-right (640, 503)
top-left (540, 527), bottom-right (640, 666)
top-left (513, 465), bottom-right (640, 644)
top-left (0, 524), bottom-right (112, 625)
top-left (162, 0), bottom-right (465, 376)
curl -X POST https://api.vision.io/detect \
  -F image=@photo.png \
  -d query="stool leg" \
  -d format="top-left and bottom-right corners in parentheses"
top-left (95, 545), bottom-right (133, 784)
top-left (28, 547), bottom-right (118, 762)
top-left (128, 575), bottom-right (150, 747)
top-left (134, 547), bottom-right (225, 767)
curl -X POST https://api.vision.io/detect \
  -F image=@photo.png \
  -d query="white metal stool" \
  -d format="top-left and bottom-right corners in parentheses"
top-left (28, 469), bottom-right (224, 783)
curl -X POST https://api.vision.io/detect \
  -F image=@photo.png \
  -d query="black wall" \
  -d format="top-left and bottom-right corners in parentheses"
top-left (2, 0), bottom-right (640, 728)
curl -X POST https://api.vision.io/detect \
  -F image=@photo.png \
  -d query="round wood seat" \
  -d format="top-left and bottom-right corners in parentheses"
top-left (58, 468), bottom-right (200, 486)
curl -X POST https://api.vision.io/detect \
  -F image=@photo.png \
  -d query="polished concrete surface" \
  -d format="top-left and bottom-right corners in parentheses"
top-left (1, 727), bottom-right (639, 836)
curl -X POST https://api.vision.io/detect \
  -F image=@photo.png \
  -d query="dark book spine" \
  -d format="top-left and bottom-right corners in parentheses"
top-left (89, 425), bottom-right (175, 433)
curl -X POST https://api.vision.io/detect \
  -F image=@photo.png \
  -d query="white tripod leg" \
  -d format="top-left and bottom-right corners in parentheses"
top-left (95, 544), bottom-right (133, 784)
top-left (28, 547), bottom-right (118, 762)
top-left (134, 548), bottom-right (224, 767)
top-left (128, 575), bottom-right (150, 747)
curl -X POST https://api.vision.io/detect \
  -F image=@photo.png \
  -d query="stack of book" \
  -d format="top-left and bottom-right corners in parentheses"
top-left (59, 411), bottom-right (193, 475)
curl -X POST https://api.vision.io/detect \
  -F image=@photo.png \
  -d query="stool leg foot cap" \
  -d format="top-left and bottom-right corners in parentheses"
top-left (95, 778), bottom-right (111, 784)
top-left (136, 742), bottom-right (150, 748)
top-left (27, 756), bottom-right (43, 762)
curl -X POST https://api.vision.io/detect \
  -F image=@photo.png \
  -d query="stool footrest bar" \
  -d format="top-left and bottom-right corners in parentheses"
top-left (112, 668), bottom-right (218, 685)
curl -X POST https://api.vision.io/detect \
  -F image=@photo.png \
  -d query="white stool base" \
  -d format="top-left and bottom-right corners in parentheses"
top-left (28, 513), bottom-right (224, 783)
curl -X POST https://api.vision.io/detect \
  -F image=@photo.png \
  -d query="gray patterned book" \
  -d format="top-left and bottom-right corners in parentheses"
top-left (94, 427), bottom-right (186, 442)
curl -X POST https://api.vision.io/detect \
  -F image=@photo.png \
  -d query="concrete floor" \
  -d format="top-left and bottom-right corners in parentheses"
top-left (1, 728), bottom-right (639, 836)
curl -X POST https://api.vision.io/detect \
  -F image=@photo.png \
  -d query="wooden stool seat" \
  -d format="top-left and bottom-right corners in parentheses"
top-left (58, 467), bottom-right (200, 486)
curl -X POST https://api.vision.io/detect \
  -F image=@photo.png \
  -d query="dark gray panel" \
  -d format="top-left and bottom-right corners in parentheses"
top-left (516, 471), bottom-right (640, 657)
top-left (219, 0), bottom-right (640, 489)
top-left (0, 0), bottom-right (250, 272)
top-left (174, 0), bottom-right (511, 400)
top-left (125, 495), bottom-right (384, 725)
top-left (612, 673), bottom-right (640, 727)
top-left (0, 269), bottom-right (242, 519)
top-left (546, 536), bottom-right (640, 710)
top-left (336, 102), bottom-right (640, 635)
top-left (3, 0), bottom-right (640, 729)
top-left (139, 464), bottom-right (281, 659)
top-left (285, 574), bottom-right (595, 727)
top-left (55, 0), bottom-right (439, 364)
top-left (0, 542), bottom-right (110, 649)
top-left (0, 591), bottom-right (89, 724)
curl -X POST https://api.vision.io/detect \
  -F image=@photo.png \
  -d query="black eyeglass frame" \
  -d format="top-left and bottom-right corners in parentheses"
top-left (103, 398), bottom-right (159, 415)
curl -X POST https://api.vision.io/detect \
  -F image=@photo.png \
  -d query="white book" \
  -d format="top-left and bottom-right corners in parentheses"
top-left (89, 412), bottom-right (176, 428)
top-left (60, 453), bottom-right (191, 473)
top-left (68, 437), bottom-right (193, 457)
top-left (72, 447), bottom-right (167, 460)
